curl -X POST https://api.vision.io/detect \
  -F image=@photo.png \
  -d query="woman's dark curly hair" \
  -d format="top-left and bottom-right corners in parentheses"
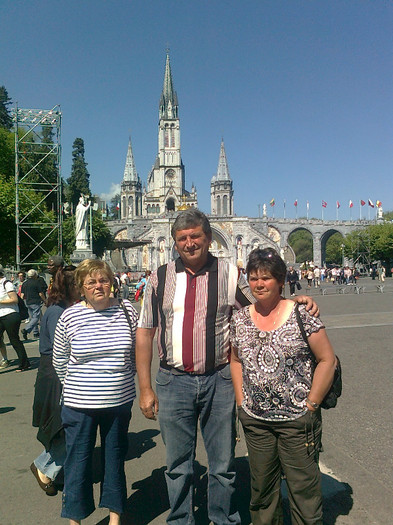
top-left (47, 265), bottom-right (80, 307)
top-left (246, 248), bottom-right (287, 287)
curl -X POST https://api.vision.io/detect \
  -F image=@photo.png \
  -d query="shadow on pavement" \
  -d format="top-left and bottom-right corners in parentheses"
top-left (0, 406), bottom-right (15, 414)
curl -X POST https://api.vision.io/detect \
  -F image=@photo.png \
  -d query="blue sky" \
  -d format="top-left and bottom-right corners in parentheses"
top-left (1, 1), bottom-right (392, 220)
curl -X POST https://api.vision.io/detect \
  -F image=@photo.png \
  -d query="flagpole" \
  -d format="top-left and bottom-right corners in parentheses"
top-left (306, 201), bottom-right (309, 220)
top-left (283, 199), bottom-right (286, 219)
top-left (295, 201), bottom-right (298, 219)
top-left (336, 205), bottom-right (338, 221)
top-left (321, 204), bottom-right (324, 221)
top-left (360, 201), bottom-right (362, 220)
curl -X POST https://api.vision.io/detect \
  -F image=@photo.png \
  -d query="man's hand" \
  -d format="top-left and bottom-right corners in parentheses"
top-left (294, 295), bottom-right (320, 317)
top-left (139, 387), bottom-right (159, 420)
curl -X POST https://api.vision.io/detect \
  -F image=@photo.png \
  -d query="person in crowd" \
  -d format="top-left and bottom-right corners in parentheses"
top-left (0, 264), bottom-right (30, 371)
top-left (30, 265), bottom-right (79, 496)
top-left (47, 255), bottom-right (65, 292)
top-left (53, 259), bottom-right (138, 525)
top-left (120, 271), bottom-right (130, 300)
top-left (230, 248), bottom-right (336, 525)
top-left (13, 271), bottom-right (26, 296)
top-left (306, 267), bottom-right (314, 288)
top-left (136, 208), bottom-right (319, 525)
top-left (21, 269), bottom-right (47, 339)
top-left (313, 266), bottom-right (321, 287)
top-left (286, 266), bottom-right (298, 296)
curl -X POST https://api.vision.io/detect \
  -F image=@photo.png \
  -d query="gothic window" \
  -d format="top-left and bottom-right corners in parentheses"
top-left (156, 205), bottom-right (160, 213)
top-left (223, 195), bottom-right (228, 215)
top-left (164, 125), bottom-right (169, 147)
top-left (166, 198), bottom-right (175, 212)
top-left (217, 196), bottom-right (221, 216)
top-left (122, 197), bottom-right (126, 218)
top-left (170, 125), bottom-right (175, 147)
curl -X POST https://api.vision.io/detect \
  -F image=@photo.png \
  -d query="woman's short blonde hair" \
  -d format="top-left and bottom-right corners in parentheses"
top-left (74, 259), bottom-right (114, 293)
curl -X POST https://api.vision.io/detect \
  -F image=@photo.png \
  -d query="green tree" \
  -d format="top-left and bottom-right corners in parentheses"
top-left (0, 127), bottom-right (15, 179)
top-left (67, 138), bottom-right (90, 208)
top-left (325, 232), bottom-right (344, 265)
top-left (109, 193), bottom-right (121, 219)
top-left (382, 210), bottom-right (393, 221)
top-left (62, 212), bottom-right (112, 259)
top-left (0, 86), bottom-right (12, 131)
top-left (288, 229), bottom-right (313, 263)
top-left (344, 223), bottom-right (393, 264)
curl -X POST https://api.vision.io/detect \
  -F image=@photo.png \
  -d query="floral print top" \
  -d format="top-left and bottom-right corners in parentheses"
top-left (230, 303), bottom-right (324, 421)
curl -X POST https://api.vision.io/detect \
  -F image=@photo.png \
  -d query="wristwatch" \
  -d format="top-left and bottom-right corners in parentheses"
top-left (306, 398), bottom-right (319, 409)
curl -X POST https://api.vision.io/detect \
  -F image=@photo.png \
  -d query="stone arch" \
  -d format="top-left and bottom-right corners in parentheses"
top-left (320, 228), bottom-right (345, 266)
top-left (114, 228), bottom-right (128, 240)
top-left (287, 226), bottom-right (314, 264)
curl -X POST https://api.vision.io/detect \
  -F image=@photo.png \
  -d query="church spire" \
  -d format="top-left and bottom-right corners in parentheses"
top-left (123, 136), bottom-right (138, 182)
top-left (159, 53), bottom-right (178, 119)
top-left (216, 139), bottom-right (231, 181)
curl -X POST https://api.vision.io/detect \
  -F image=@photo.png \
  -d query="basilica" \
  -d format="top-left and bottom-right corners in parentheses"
top-left (107, 54), bottom-right (347, 271)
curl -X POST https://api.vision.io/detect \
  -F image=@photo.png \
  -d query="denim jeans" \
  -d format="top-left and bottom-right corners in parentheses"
top-left (34, 438), bottom-right (66, 481)
top-left (156, 365), bottom-right (240, 525)
top-left (25, 303), bottom-right (42, 336)
top-left (61, 402), bottom-right (132, 521)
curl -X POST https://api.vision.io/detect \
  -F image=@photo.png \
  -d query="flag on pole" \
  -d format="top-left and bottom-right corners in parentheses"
top-left (376, 200), bottom-right (382, 208)
top-left (270, 198), bottom-right (275, 206)
top-left (322, 200), bottom-right (327, 208)
top-left (116, 202), bottom-right (120, 210)
top-left (336, 201), bottom-right (340, 209)
top-left (368, 199), bottom-right (374, 208)
top-left (360, 200), bottom-right (366, 206)
top-left (294, 199), bottom-right (298, 207)
top-left (349, 200), bottom-right (353, 208)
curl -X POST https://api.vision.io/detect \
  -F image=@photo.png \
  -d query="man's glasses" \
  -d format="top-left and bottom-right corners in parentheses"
top-left (83, 278), bottom-right (111, 290)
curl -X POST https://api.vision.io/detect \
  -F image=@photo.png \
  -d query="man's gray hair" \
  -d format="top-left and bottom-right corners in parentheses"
top-left (171, 209), bottom-right (212, 240)
top-left (27, 269), bottom-right (38, 278)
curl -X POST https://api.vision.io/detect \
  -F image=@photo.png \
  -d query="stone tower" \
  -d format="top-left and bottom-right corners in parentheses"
top-left (144, 53), bottom-right (197, 215)
top-left (120, 137), bottom-right (142, 219)
top-left (210, 139), bottom-right (234, 216)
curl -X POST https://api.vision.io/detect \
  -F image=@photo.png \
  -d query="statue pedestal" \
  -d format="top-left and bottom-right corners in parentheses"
top-left (70, 248), bottom-right (96, 265)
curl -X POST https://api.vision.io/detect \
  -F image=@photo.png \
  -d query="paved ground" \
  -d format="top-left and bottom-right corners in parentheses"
top-left (0, 276), bottom-right (392, 524)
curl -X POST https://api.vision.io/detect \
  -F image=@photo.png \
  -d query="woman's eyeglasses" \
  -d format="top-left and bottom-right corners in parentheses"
top-left (83, 279), bottom-right (111, 290)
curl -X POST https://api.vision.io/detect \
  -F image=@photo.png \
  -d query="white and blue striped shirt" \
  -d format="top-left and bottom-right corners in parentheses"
top-left (53, 300), bottom-right (138, 409)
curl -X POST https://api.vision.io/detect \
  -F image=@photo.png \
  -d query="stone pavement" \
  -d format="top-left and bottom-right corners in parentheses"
top-left (0, 277), bottom-right (392, 524)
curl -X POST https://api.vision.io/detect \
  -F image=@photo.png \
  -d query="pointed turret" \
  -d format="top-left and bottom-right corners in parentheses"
top-left (216, 140), bottom-right (231, 181)
top-left (159, 53), bottom-right (178, 119)
top-left (123, 137), bottom-right (138, 183)
top-left (211, 139), bottom-right (234, 216)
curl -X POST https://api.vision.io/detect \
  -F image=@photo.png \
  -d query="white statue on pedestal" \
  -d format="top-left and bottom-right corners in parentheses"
top-left (75, 195), bottom-right (90, 250)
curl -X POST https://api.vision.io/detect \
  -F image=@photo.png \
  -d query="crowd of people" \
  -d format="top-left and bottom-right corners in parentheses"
top-left (1, 209), bottom-right (342, 524)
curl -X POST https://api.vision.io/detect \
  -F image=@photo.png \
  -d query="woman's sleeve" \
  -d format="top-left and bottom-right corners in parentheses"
top-left (52, 316), bottom-right (71, 383)
top-left (125, 300), bottom-right (138, 371)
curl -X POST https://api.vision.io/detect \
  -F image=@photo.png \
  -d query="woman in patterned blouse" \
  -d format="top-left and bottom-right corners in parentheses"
top-left (230, 248), bottom-right (336, 525)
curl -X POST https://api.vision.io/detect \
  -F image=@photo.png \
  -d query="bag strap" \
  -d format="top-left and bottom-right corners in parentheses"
top-left (119, 298), bottom-right (133, 331)
top-left (294, 303), bottom-right (310, 349)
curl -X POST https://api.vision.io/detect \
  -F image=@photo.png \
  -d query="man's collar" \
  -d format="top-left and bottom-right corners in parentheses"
top-left (175, 252), bottom-right (218, 276)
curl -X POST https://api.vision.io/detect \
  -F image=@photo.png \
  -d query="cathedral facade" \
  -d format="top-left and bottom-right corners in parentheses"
top-left (108, 54), bottom-right (366, 271)
top-left (108, 53), bottom-right (283, 272)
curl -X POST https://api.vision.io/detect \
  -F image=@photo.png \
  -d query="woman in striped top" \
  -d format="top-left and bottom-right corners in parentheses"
top-left (53, 259), bottom-right (138, 525)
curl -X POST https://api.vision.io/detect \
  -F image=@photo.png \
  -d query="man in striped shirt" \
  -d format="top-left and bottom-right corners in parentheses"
top-left (136, 209), bottom-right (317, 524)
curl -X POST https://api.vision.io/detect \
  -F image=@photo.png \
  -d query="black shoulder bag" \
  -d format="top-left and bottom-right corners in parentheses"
top-left (295, 304), bottom-right (342, 409)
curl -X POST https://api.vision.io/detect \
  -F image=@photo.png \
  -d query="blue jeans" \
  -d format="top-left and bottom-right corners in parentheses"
top-left (156, 365), bottom-right (240, 525)
top-left (34, 438), bottom-right (66, 481)
top-left (25, 303), bottom-right (41, 336)
top-left (61, 402), bottom-right (132, 521)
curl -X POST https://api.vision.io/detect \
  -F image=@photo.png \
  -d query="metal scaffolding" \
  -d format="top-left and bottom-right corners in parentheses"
top-left (12, 105), bottom-right (62, 269)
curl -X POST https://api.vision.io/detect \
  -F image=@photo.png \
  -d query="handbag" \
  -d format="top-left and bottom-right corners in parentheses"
top-left (294, 304), bottom-right (342, 409)
top-left (134, 288), bottom-right (141, 302)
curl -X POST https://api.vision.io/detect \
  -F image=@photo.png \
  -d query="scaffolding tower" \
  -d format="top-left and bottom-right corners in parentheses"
top-left (12, 105), bottom-right (62, 269)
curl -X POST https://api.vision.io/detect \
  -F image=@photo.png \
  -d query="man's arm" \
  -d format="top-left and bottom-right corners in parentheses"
top-left (294, 296), bottom-right (320, 317)
top-left (136, 327), bottom-right (159, 420)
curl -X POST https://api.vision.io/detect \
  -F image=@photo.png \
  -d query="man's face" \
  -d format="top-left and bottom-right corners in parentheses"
top-left (47, 259), bottom-right (58, 275)
top-left (174, 225), bottom-right (211, 272)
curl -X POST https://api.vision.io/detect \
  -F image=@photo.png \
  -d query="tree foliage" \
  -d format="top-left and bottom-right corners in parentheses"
top-left (0, 86), bottom-right (12, 131)
top-left (67, 138), bottom-right (90, 208)
top-left (325, 232), bottom-right (344, 265)
top-left (344, 223), bottom-right (393, 264)
top-left (288, 229), bottom-right (313, 263)
top-left (109, 193), bottom-right (121, 219)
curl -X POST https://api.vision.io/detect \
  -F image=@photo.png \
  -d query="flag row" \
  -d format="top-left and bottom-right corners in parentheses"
top-left (269, 199), bottom-right (382, 208)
